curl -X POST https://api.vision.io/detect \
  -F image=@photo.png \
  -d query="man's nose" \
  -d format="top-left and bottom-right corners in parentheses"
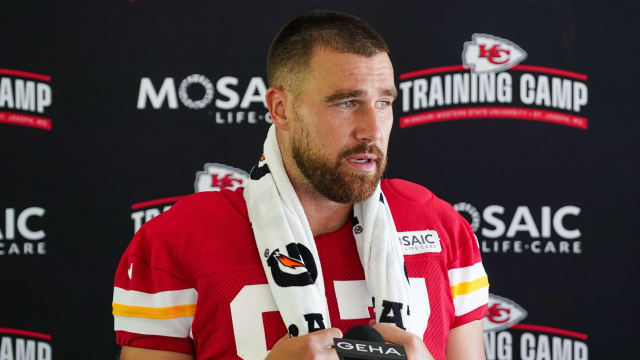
top-left (354, 104), bottom-right (383, 144)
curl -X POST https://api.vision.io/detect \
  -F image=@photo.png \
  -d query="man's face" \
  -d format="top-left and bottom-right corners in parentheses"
top-left (289, 47), bottom-right (396, 203)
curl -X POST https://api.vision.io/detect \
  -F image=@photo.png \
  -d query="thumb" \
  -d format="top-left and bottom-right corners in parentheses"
top-left (273, 332), bottom-right (291, 346)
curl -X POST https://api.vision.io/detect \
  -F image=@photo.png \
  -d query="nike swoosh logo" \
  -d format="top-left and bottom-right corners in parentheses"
top-left (128, 263), bottom-right (133, 280)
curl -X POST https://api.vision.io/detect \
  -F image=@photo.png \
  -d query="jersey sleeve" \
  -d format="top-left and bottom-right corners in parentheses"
top-left (447, 214), bottom-right (489, 328)
top-left (113, 217), bottom-right (197, 355)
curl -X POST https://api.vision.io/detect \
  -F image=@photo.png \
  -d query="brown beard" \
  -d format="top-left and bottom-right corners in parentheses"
top-left (291, 119), bottom-right (387, 204)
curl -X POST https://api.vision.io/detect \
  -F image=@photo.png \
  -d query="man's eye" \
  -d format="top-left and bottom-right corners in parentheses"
top-left (338, 101), bottom-right (356, 109)
top-left (375, 100), bottom-right (391, 109)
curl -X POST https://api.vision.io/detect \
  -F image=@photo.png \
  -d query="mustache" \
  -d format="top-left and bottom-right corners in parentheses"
top-left (338, 142), bottom-right (385, 160)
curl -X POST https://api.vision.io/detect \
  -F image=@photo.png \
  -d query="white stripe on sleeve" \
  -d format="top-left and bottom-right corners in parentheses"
top-left (448, 262), bottom-right (486, 286)
top-left (113, 287), bottom-right (197, 307)
top-left (114, 315), bottom-right (194, 338)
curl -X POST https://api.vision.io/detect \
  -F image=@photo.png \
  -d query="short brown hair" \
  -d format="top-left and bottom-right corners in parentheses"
top-left (267, 10), bottom-right (389, 94)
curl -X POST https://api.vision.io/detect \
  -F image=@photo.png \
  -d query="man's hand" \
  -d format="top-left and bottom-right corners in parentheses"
top-left (265, 327), bottom-right (343, 360)
top-left (370, 321), bottom-right (435, 360)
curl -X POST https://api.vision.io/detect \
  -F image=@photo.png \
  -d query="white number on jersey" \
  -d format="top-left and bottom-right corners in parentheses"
top-left (230, 279), bottom-right (430, 360)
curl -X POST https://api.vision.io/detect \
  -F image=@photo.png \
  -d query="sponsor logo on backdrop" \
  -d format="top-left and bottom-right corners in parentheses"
top-left (399, 33), bottom-right (589, 130)
top-left (136, 74), bottom-right (271, 125)
top-left (130, 163), bottom-right (249, 233)
top-left (484, 294), bottom-right (528, 332)
top-left (483, 294), bottom-right (589, 360)
top-left (463, 34), bottom-right (527, 73)
top-left (194, 163), bottom-right (249, 192)
top-left (0, 68), bottom-right (53, 131)
top-left (0, 207), bottom-right (47, 256)
top-left (454, 202), bottom-right (582, 255)
top-left (0, 327), bottom-right (52, 359)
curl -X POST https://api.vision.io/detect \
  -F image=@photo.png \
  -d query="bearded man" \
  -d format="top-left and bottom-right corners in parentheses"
top-left (113, 10), bottom-right (489, 360)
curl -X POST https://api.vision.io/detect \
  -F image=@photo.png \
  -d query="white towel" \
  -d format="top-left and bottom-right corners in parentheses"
top-left (243, 125), bottom-right (414, 336)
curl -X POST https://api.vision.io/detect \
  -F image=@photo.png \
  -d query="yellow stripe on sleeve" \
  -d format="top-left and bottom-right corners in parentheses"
top-left (112, 303), bottom-right (196, 319)
top-left (450, 275), bottom-right (489, 299)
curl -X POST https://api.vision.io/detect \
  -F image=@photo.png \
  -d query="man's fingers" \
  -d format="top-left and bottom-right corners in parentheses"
top-left (371, 322), bottom-right (413, 345)
top-left (273, 332), bottom-right (290, 345)
top-left (372, 323), bottom-right (434, 359)
top-left (306, 328), bottom-right (342, 359)
top-left (314, 327), bottom-right (343, 344)
top-left (266, 329), bottom-right (342, 360)
top-left (317, 348), bottom-right (341, 360)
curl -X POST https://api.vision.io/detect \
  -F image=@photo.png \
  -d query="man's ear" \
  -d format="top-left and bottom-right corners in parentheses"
top-left (265, 87), bottom-right (290, 131)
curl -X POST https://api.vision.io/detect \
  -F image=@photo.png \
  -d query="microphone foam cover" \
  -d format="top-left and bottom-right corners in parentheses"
top-left (343, 325), bottom-right (384, 343)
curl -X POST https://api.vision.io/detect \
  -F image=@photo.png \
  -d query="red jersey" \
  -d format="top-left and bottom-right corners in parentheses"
top-left (113, 179), bottom-right (489, 359)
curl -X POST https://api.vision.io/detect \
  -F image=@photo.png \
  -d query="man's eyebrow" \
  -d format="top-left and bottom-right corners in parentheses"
top-left (323, 89), bottom-right (365, 103)
top-left (323, 87), bottom-right (398, 103)
top-left (383, 87), bottom-right (398, 100)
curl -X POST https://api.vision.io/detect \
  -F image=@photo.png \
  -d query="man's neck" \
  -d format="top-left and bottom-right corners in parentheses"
top-left (296, 188), bottom-right (352, 237)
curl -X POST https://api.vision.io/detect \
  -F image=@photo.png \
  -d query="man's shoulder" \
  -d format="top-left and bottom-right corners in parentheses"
top-left (381, 178), bottom-right (454, 211)
top-left (184, 187), bottom-right (245, 211)
top-left (161, 187), bottom-right (245, 220)
top-left (381, 178), bottom-right (465, 228)
top-left (128, 188), bottom-right (256, 276)
top-left (383, 179), bottom-right (477, 265)
top-left (381, 178), bottom-right (434, 204)
top-left (138, 188), bottom-right (249, 241)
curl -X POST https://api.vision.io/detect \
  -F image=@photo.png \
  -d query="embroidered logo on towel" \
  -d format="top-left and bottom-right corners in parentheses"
top-left (266, 243), bottom-right (318, 287)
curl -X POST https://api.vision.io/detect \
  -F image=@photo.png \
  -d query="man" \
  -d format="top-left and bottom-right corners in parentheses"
top-left (113, 10), bottom-right (488, 360)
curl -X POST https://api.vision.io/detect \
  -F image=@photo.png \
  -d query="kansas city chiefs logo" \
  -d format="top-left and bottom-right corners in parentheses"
top-left (462, 33), bottom-right (527, 73)
top-left (483, 294), bottom-right (528, 332)
top-left (267, 243), bottom-right (318, 287)
top-left (194, 163), bottom-right (249, 192)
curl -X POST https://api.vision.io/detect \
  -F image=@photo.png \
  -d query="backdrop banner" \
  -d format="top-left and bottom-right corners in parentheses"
top-left (2, 0), bottom-right (638, 358)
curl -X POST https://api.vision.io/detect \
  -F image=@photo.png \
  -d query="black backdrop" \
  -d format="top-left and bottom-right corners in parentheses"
top-left (1, 0), bottom-right (639, 359)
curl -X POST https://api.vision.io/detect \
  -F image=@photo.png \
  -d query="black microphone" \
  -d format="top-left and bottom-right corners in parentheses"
top-left (334, 325), bottom-right (407, 360)
top-left (344, 325), bottom-right (385, 342)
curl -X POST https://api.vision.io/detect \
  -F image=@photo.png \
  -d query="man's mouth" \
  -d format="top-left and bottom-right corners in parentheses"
top-left (345, 154), bottom-right (378, 172)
